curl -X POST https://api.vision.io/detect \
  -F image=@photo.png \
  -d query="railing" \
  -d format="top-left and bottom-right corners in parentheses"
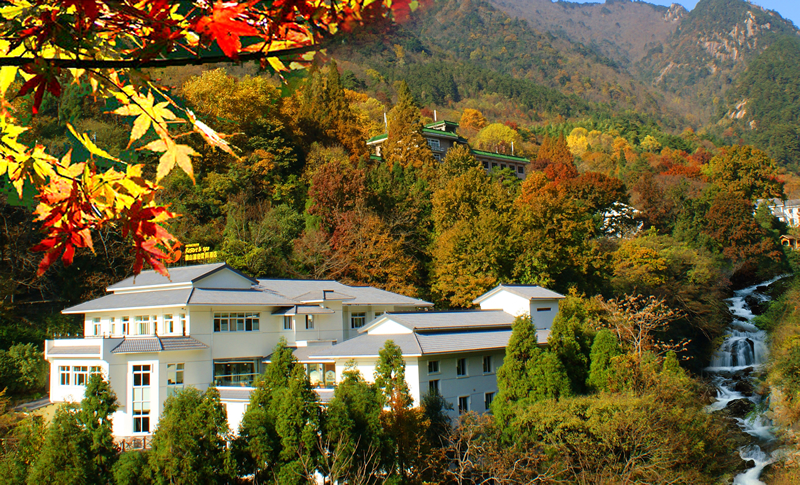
top-left (117, 435), bottom-right (151, 451)
top-left (213, 373), bottom-right (258, 387)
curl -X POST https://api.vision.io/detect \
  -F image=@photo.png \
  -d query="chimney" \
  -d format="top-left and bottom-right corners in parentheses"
top-left (434, 110), bottom-right (437, 121)
top-left (384, 112), bottom-right (388, 129)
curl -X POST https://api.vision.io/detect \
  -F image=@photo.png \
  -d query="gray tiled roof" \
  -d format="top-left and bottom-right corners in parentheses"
top-left (188, 288), bottom-right (296, 306)
top-left (309, 333), bottom-right (422, 358)
top-left (415, 329), bottom-right (516, 354)
top-left (48, 345), bottom-right (101, 355)
top-left (315, 389), bottom-right (335, 403)
top-left (293, 290), bottom-right (355, 302)
top-left (110, 336), bottom-right (207, 354)
top-left (258, 279), bottom-right (432, 307)
top-left (367, 310), bottom-right (515, 333)
top-left (160, 336), bottom-right (209, 351)
top-left (62, 288), bottom-right (193, 313)
top-left (217, 388), bottom-right (254, 401)
top-left (107, 263), bottom-right (231, 290)
top-left (111, 338), bottom-right (162, 353)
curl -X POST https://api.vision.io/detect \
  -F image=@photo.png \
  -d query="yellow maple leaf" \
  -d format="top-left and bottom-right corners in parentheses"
top-left (142, 138), bottom-right (198, 183)
top-left (112, 90), bottom-right (177, 148)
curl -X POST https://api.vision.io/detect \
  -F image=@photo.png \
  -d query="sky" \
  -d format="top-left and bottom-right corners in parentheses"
top-left (562, 1), bottom-right (800, 28)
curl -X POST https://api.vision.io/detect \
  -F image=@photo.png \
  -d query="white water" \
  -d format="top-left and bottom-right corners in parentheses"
top-left (705, 276), bottom-right (785, 484)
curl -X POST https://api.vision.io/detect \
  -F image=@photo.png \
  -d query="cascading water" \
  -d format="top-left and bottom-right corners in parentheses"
top-left (705, 276), bottom-right (785, 485)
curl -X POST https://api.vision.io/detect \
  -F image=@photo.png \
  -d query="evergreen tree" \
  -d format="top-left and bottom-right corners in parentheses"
top-left (440, 144), bottom-right (481, 181)
top-left (27, 407), bottom-right (93, 485)
top-left (586, 329), bottom-right (622, 392)
top-left (236, 339), bottom-right (321, 484)
top-left (548, 314), bottom-right (592, 394)
top-left (374, 340), bottom-right (411, 408)
top-left (148, 387), bottom-right (231, 485)
top-left (78, 375), bottom-right (119, 483)
top-left (323, 365), bottom-right (384, 482)
top-left (493, 316), bottom-right (572, 428)
top-left (0, 415), bottom-right (46, 485)
top-left (112, 451), bottom-right (150, 485)
top-left (385, 81), bottom-right (436, 169)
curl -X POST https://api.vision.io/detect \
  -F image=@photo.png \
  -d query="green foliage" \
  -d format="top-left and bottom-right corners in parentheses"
top-left (374, 340), bottom-right (411, 408)
top-left (704, 145), bottom-right (784, 200)
top-left (148, 387), bottom-right (231, 485)
top-left (323, 365), bottom-right (384, 482)
top-left (236, 340), bottom-right (321, 484)
top-left (79, 375), bottom-right (119, 484)
top-left (0, 415), bottom-right (46, 485)
top-left (586, 329), bottom-right (622, 392)
top-left (27, 407), bottom-right (94, 485)
top-left (548, 312), bottom-right (593, 395)
top-left (0, 343), bottom-right (47, 395)
top-left (494, 316), bottom-right (572, 429)
top-left (112, 451), bottom-right (150, 485)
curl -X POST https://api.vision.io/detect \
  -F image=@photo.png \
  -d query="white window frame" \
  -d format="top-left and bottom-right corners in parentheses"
top-left (59, 365), bottom-right (70, 385)
top-left (283, 316), bottom-right (293, 330)
top-left (456, 358), bottom-right (467, 377)
top-left (458, 396), bottom-right (469, 414)
top-left (166, 363), bottom-right (184, 397)
top-left (427, 138), bottom-right (441, 150)
top-left (134, 315), bottom-right (151, 335)
top-left (73, 365), bottom-right (89, 386)
top-left (484, 391), bottom-right (494, 410)
top-left (350, 312), bottom-right (366, 329)
top-left (213, 313), bottom-right (260, 332)
top-left (427, 360), bottom-right (440, 374)
top-left (110, 317), bottom-right (117, 336)
top-left (132, 364), bottom-right (153, 434)
top-left (92, 317), bottom-right (101, 336)
top-left (483, 355), bottom-right (492, 374)
top-left (164, 314), bottom-right (175, 334)
top-left (122, 316), bottom-right (130, 335)
top-left (305, 315), bottom-right (314, 330)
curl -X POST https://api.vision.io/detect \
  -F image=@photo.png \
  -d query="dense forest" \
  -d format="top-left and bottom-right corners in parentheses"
top-left (3, 0), bottom-right (800, 482)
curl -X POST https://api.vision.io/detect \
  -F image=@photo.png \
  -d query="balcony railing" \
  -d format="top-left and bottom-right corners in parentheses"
top-left (213, 373), bottom-right (258, 387)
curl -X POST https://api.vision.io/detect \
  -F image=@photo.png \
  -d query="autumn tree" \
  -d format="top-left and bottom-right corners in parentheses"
top-left (385, 82), bottom-right (436, 169)
top-left (0, 0), bottom-right (416, 277)
top-left (473, 123), bottom-right (523, 156)
top-left (705, 145), bottom-right (784, 200)
top-left (459, 108), bottom-right (488, 132)
top-left (597, 294), bottom-right (685, 360)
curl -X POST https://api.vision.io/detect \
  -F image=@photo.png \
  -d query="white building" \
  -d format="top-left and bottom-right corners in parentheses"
top-left (45, 263), bottom-right (565, 435)
top-left (45, 263), bottom-right (431, 437)
top-left (306, 284), bottom-right (565, 415)
top-left (758, 198), bottom-right (800, 226)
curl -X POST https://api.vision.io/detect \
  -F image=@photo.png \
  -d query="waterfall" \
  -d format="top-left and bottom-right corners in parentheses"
top-left (706, 276), bottom-right (785, 484)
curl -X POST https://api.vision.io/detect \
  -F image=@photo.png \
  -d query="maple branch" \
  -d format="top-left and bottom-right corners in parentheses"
top-left (0, 43), bottom-right (327, 68)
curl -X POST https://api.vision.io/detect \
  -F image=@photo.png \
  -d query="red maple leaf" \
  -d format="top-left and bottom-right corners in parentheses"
top-left (193, 1), bottom-right (262, 58)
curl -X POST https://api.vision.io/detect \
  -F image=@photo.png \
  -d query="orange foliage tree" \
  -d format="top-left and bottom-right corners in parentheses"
top-left (0, 0), bottom-right (418, 276)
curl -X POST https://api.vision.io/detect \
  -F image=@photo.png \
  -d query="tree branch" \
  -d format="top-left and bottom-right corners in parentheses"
top-left (0, 43), bottom-right (326, 68)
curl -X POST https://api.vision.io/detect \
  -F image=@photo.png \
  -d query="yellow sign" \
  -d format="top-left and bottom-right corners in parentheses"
top-left (185, 243), bottom-right (218, 262)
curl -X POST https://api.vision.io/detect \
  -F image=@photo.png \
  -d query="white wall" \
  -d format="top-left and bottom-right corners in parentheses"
top-left (194, 270), bottom-right (253, 289)
top-left (529, 300), bottom-right (560, 330)
top-left (417, 351), bottom-right (505, 415)
top-left (477, 292), bottom-right (529, 317)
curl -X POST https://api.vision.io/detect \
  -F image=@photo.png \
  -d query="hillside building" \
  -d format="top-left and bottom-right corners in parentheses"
top-left (45, 263), bottom-right (563, 437)
top-left (758, 198), bottom-right (800, 226)
top-left (367, 120), bottom-right (530, 179)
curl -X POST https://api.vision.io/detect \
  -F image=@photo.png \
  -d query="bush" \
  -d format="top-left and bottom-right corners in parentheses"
top-left (0, 343), bottom-right (47, 395)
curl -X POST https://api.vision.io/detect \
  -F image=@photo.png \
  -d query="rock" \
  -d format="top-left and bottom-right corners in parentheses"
top-left (732, 379), bottom-right (755, 395)
top-left (725, 398), bottom-right (755, 418)
top-left (744, 295), bottom-right (767, 315)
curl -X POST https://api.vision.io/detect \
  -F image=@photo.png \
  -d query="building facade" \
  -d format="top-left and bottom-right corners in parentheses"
top-left (367, 120), bottom-right (530, 179)
top-left (45, 263), bottom-right (564, 435)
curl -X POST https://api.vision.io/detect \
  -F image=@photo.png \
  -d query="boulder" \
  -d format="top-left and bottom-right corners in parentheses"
top-left (725, 398), bottom-right (755, 418)
top-left (744, 295), bottom-right (767, 316)
top-left (732, 379), bottom-right (755, 396)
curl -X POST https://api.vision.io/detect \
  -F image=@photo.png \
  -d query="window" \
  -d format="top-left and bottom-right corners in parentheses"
top-left (164, 314), bottom-right (174, 334)
top-left (122, 316), bottom-right (129, 335)
top-left (214, 360), bottom-right (258, 387)
top-left (482, 161), bottom-right (489, 169)
top-left (427, 360), bottom-right (440, 374)
top-left (491, 162), bottom-right (498, 169)
top-left (351, 312), bottom-right (366, 329)
top-left (500, 163), bottom-right (507, 170)
top-left (179, 314), bottom-right (187, 335)
top-left (458, 396), bottom-right (469, 414)
top-left (167, 363), bottom-right (184, 397)
top-left (132, 365), bottom-right (151, 433)
top-left (483, 355), bottom-right (492, 374)
top-left (134, 315), bottom-right (151, 335)
top-left (517, 165), bottom-right (524, 174)
top-left (213, 313), bottom-right (260, 332)
top-left (456, 358), bottom-right (467, 377)
top-left (110, 317), bottom-right (117, 336)
top-left (305, 315), bottom-right (314, 330)
top-left (536, 307), bottom-right (552, 312)
top-left (90, 366), bottom-right (102, 376)
top-left (305, 363), bottom-right (336, 389)
top-left (73, 366), bottom-right (89, 386)
top-left (59, 366), bottom-right (70, 385)
top-left (433, 153), bottom-right (442, 162)
top-left (92, 317), bottom-right (101, 336)
top-left (484, 392), bottom-right (495, 410)
top-left (427, 138), bottom-right (440, 150)
top-left (152, 315), bottom-right (158, 334)
top-left (429, 380), bottom-right (440, 394)
top-left (283, 316), bottom-right (293, 330)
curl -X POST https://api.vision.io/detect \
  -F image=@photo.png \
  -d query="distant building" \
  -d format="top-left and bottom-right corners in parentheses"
top-left (757, 198), bottom-right (800, 226)
top-left (45, 263), bottom-right (564, 436)
top-left (367, 120), bottom-right (530, 179)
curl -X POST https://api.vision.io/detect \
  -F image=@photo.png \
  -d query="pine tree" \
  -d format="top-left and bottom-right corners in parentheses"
top-left (586, 329), bottom-right (622, 392)
top-left (494, 316), bottom-right (572, 428)
top-left (148, 387), bottom-right (231, 485)
top-left (27, 407), bottom-right (93, 485)
top-left (385, 81), bottom-right (436, 169)
top-left (79, 375), bottom-right (119, 483)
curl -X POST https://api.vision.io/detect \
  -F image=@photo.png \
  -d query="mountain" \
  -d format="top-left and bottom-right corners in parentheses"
top-left (637, 0), bottom-right (800, 120)
top-left (490, 0), bottom-right (687, 66)
top-left (719, 36), bottom-right (800, 170)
